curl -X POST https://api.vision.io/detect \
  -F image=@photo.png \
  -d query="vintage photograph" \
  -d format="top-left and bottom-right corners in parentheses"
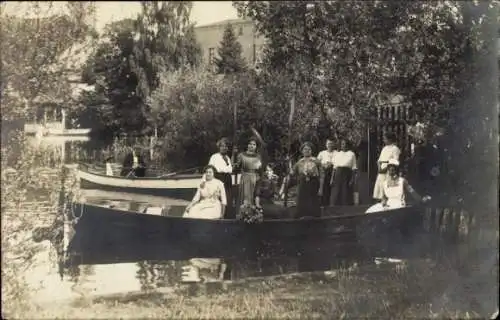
top-left (1, 1), bottom-right (498, 318)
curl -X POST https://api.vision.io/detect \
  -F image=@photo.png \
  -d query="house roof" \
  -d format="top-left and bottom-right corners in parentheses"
top-left (195, 18), bottom-right (252, 29)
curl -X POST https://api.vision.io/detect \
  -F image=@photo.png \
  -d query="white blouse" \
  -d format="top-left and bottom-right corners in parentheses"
top-left (378, 145), bottom-right (401, 170)
top-left (208, 153), bottom-right (233, 174)
top-left (192, 179), bottom-right (227, 206)
top-left (333, 150), bottom-right (357, 170)
top-left (317, 150), bottom-right (337, 167)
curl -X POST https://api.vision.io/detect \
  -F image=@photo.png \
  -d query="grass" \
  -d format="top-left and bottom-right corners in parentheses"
top-left (9, 259), bottom-right (496, 319)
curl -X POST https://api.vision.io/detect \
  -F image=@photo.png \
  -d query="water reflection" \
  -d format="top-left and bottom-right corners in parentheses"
top-left (27, 135), bottom-right (90, 165)
top-left (23, 136), bottom-right (406, 307)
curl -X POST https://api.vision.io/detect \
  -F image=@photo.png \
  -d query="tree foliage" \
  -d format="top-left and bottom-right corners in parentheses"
top-left (234, 0), bottom-right (498, 206)
top-left (1, 2), bottom-right (96, 120)
top-left (233, 1), bottom-right (492, 144)
top-left (215, 23), bottom-right (247, 74)
top-left (78, 1), bottom-right (202, 136)
top-left (147, 65), bottom-right (323, 170)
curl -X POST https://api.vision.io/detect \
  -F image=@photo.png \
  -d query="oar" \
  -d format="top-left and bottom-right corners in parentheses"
top-left (157, 166), bottom-right (203, 179)
top-left (283, 92), bottom-right (296, 207)
top-left (250, 126), bottom-right (268, 169)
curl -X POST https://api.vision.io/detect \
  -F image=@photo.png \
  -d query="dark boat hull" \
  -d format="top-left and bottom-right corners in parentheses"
top-left (65, 203), bottom-right (426, 266)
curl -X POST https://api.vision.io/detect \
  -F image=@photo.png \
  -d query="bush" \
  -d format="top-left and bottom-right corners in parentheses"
top-left (147, 67), bottom-right (325, 170)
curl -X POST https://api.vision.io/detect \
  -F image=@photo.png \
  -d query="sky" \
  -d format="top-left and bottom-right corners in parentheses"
top-left (2, 1), bottom-right (239, 31)
top-left (93, 1), bottom-right (239, 30)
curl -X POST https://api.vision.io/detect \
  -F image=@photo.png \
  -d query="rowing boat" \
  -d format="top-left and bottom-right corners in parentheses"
top-left (77, 163), bottom-right (199, 201)
top-left (77, 163), bottom-right (243, 201)
top-left (61, 202), bottom-right (425, 266)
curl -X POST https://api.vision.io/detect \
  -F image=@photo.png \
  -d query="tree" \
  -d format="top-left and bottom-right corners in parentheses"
top-left (235, 0), bottom-right (498, 206)
top-left (233, 1), bottom-right (484, 144)
top-left (215, 23), bottom-right (247, 74)
top-left (77, 18), bottom-right (140, 135)
top-left (1, 2), bottom-right (96, 120)
top-left (132, 1), bottom-right (202, 134)
top-left (147, 64), bottom-right (321, 170)
top-left (78, 2), bottom-right (202, 136)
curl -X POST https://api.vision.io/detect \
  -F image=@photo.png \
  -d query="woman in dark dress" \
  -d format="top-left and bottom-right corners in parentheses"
top-left (330, 139), bottom-right (357, 206)
top-left (255, 165), bottom-right (286, 219)
top-left (287, 142), bottom-right (324, 218)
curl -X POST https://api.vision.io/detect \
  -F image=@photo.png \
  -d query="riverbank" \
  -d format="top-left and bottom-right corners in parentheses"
top-left (9, 258), bottom-right (492, 319)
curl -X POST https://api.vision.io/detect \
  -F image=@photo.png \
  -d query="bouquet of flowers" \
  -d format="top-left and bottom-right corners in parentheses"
top-left (303, 160), bottom-right (319, 181)
top-left (237, 203), bottom-right (264, 224)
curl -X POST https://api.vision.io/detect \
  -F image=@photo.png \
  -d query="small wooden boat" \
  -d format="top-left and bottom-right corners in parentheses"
top-left (78, 163), bottom-right (201, 201)
top-left (62, 202), bottom-right (427, 268)
top-left (77, 163), bottom-right (242, 201)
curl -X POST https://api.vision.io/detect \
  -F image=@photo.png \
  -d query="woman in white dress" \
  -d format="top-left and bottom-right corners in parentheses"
top-left (373, 132), bottom-right (401, 201)
top-left (366, 159), bottom-right (430, 213)
top-left (183, 165), bottom-right (227, 219)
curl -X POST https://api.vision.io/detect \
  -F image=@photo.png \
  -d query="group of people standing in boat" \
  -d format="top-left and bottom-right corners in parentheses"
top-left (183, 132), bottom-right (419, 220)
top-left (118, 130), bottom-right (429, 220)
top-left (184, 137), bottom-right (277, 220)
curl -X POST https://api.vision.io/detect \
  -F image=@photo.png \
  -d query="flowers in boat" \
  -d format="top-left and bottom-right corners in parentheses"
top-left (237, 203), bottom-right (264, 224)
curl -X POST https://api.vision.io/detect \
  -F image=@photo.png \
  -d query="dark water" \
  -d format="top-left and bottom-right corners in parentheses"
top-left (26, 136), bottom-right (403, 305)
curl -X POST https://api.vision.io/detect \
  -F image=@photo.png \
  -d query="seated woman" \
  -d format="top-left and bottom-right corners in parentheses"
top-left (255, 165), bottom-right (287, 219)
top-left (366, 159), bottom-right (430, 214)
top-left (183, 165), bottom-right (227, 219)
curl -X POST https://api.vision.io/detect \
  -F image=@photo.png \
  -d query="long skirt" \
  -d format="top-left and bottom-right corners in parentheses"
top-left (238, 172), bottom-right (258, 206)
top-left (296, 176), bottom-right (321, 218)
top-left (183, 199), bottom-right (222, 219)
top-left (321, 166), bottom-right (334, 206)
top-left (330, 167), bottom-right (354, 206)
top-left (215, 172), bottom-right (233, 218)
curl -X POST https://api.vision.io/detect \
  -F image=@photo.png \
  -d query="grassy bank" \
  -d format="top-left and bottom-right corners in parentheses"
top-left (12, 259), bottom-right (493, 319)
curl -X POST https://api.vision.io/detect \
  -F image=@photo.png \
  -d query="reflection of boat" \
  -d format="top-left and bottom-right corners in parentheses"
top-left (62, 202), bottom-right (427, 267)
top-left (77, 163), bottom-right (205, 201)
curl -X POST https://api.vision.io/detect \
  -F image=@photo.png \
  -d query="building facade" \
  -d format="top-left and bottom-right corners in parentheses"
top-left (194, 18), bottom-right (266, 67)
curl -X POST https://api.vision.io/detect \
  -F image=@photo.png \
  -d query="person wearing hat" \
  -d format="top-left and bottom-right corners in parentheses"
top-left (365, 158), bottom-right (430, 213)
top-left (283, 142), bottom-right (324, 218)
top-left (208, 137), bottom-right (234, 218)
top-left (373, 132), bottom-right (401, 201)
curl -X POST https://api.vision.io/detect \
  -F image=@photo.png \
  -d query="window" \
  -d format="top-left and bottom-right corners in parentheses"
top-left (238, 26), bottom-right (243, 36)
top-left (208, 47), bottom-right (215, 64)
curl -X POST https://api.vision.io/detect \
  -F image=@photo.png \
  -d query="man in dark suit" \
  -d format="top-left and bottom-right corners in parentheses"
top-left (120, 146), bottom-right (147, 177)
